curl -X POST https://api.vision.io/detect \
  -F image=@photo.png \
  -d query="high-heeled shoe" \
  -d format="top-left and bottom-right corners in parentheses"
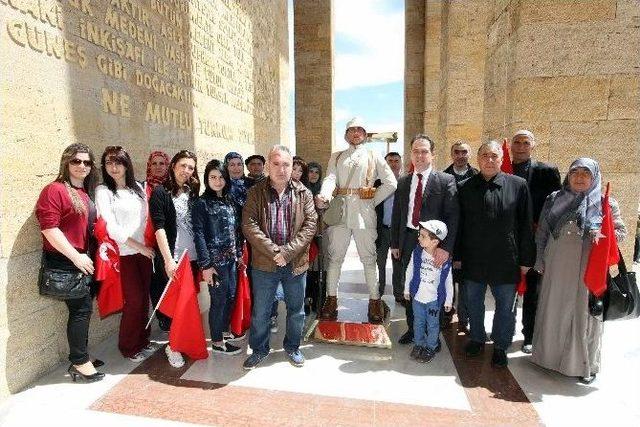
top-left (68, 359), bottom-right (104, 370)
top-left (67, 365), bottom-right (105, 383)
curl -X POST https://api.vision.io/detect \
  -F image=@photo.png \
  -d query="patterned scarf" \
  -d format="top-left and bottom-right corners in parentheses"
top-left (547, 157), bottom-right (602, 238)
top-left (145, 150), bottom-right (170, 189)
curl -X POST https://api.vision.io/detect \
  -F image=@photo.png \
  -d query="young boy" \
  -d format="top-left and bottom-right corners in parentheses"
top-left (404, 220), bottom-right (453, 363)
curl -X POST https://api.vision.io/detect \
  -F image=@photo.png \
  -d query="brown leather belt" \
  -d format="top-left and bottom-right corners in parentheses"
top-left (334, 188), bottom-right (361, 196)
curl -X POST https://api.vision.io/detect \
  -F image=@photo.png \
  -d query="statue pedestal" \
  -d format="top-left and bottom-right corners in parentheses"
top-left (305, 296), bottom-right (392, 349)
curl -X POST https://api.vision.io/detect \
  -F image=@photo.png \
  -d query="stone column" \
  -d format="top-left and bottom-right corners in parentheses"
top-left (423, 0), bottom-right (443, 154)
top-left (404, 0), bottom-right (426, 158)
top-left (294, 0), bottom-right (334, 166)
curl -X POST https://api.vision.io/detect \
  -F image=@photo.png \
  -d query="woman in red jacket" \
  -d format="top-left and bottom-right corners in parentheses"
top-left (35, 143), bottom-right (103, 382)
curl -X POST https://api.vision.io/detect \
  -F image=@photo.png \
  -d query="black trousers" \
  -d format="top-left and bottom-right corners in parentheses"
top-left (521, 269), bottom-right (540, 344)
top-left (43, 251), bottom-right (93, 365)
top-left (376, 225), bottom-right (403, 298)
top-left (400, 229), bottom-right (419, 331)
top-left (453, 268), bottom-right (468, 324)
top-left (64, 293), bottom-right (93, 365)
top-left (149, 254), bottom-right (170, 327)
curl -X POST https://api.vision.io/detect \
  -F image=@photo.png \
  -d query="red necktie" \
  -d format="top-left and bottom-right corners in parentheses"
top-left (411, 173), bottom-right (423, 227)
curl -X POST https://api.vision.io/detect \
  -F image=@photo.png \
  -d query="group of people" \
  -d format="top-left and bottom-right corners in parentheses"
top-left (34, 116), bottom-right (626, 386)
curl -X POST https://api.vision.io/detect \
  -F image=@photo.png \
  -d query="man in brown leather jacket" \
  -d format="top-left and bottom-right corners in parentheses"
top-left (241, 145), bottom-right (318, 370)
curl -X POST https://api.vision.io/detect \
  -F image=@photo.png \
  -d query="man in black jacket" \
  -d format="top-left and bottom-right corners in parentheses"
top-left (390, 134), bottom-right (459, 344)
top-left (456, 140), bottom-right (534, 368)
top-left (375, 152), bottom-right (403, 300)
top-left (443, 140), bottom-right (478, 182)
top-left (443, 140), bottom-right (478, 333)
top-left (509, 130), bottom-right (561, 354)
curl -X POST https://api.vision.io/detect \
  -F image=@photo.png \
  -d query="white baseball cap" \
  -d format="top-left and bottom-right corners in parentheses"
top-left (418, 220), bottom-right (448, 240)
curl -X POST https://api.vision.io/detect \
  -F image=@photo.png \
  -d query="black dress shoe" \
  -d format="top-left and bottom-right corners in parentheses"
top-left (464, 340), bottom-right (484, 357)
top-left (67, 365), bottom-right (105, 383)
top-left (491, 349), bottom-right (508, 368)
top-left (579, 374), bottom-right (597, 384)
top-left (457, 322), bottom-right (469, 335)
top-left (398, 330), bottom-right (414, 345)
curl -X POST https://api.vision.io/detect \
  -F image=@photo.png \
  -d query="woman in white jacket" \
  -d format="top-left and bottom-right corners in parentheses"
top-left (96, 146), bottom-right (155, 362)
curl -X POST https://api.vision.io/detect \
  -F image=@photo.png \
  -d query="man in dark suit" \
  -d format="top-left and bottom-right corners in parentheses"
top-left (510, 130), bottom-right (561, 354)
top-left (443, 140), bottom-right (479, 333)
top-left (375, 152), bottom-right (402, 301)
top-left (456, 140), bottom-right (535, 368)
top-left (390, 134), bottom-right (459, 344)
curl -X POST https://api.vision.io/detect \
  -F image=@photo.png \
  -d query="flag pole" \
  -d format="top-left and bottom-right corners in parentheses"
top-left (145, 249), bottom-right (187, 330)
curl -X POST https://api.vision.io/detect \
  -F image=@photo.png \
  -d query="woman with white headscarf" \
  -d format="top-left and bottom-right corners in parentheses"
top-left (531, 158), bottom-right (626, 384)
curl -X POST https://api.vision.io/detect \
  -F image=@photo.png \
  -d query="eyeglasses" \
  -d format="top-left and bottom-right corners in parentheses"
top-left (70, 159), bottom-right (94, 167)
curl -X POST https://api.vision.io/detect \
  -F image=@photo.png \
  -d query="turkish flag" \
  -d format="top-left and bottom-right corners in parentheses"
top-left (584, 183), bottom-right (619, 297)
top-left (94, 217), bottom-right (124, 318)
top-left (309, 239), bottom-right (319, 263)
top-left (501, 138), bottom-right (513, 174)
top-left (230, 247), bottom-right (252, 335)
top-left (143, 184), bottom-right (156, 248)
top-left (516, 271), bottom-right (527, 296)
top-left (158, 251), bottom-right (208, 360)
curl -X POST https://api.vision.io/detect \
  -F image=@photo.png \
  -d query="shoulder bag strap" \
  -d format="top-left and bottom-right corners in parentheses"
top-left (335, 150), bottom-right (357, 190)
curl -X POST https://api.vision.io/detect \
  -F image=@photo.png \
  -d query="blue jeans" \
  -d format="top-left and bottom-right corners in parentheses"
top-left (207, 262), bottom-right (237, 342)
top-left (464, 280), bottom-right (516, 350)
top-left (249, 266), bottom-right (306, 355)
top-left (412, 299), bottom-right (440, 350)
top-left (270, 283), bottom-right (285, 318)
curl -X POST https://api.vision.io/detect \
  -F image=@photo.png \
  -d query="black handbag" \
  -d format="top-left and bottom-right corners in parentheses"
top-left (38, 263), bottom-right (92, 300)
top-left (38, 198), bottom-right (96, 300)
top-left (603, 249), bottom-right (639, 321)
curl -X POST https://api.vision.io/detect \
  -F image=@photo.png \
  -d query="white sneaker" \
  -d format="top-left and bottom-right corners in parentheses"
top-left (127, 351), bottom-right (148, 363)
top-left (165, 346), bottom-right (185, 368)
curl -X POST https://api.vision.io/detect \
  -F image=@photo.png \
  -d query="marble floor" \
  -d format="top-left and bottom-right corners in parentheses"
top-left (1, 242), bottom-right (639, 426)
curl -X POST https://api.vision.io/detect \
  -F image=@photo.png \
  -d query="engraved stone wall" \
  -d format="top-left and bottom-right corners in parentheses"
top-left (0, 0), bottom-right (288, 398)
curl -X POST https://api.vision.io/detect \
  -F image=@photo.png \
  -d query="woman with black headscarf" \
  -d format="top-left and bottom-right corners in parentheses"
top-left (531, 158), bottom-right (626, 384)
top-left (224, 152), bottom-right (249, 207)
top-left (306, 162), bottom-right (323, 196)
top-left (304, 161), bottom-right (325, 314)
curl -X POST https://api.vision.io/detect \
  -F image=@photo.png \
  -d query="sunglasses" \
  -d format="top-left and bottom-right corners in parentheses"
top-left (69, 159), bottom-right (94, 167)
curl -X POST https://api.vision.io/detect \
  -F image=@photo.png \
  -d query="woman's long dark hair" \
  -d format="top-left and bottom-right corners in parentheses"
top-left (55, 143), bottom-right (99, 213)
top-left (165, 150), bottom-right (200, 198)
top-left (100, 146), bottom-right (144, 198)
top-left (293, 158), bottom-right (309, 186)
top-left (203, 159), bottom-right (231, 199)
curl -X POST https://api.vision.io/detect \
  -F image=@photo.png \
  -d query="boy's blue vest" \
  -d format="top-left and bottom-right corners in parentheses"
top-left (409, 246), bottom-right (451, 307)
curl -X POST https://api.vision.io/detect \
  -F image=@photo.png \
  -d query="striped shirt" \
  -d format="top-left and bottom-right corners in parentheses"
top-left (268, 184), bottom-right (292, 246)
